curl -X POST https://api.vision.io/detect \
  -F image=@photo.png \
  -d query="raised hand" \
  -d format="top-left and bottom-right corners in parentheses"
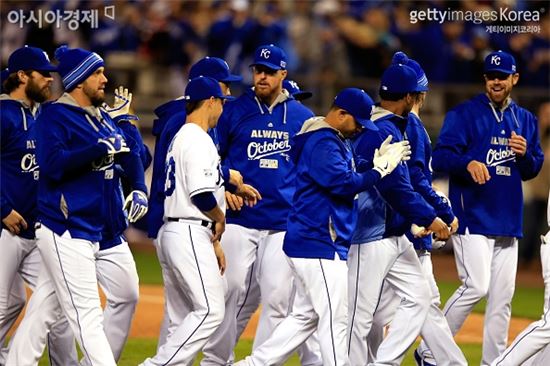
top-left (373, 138), bottom-right (411, 178)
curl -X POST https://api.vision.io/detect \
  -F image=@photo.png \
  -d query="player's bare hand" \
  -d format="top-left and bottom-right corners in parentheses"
top-left (2, 210), bottom-right (28, 235)
top-left (449, 217), bottom-right (459, 234)
top-left (213, 240), bottom-right (226, 275)
top-left (212, 220), bottom-right (225, 243)
top-left (225, 191), bottom-right (244, 211)
top-left (236, 184), bottom-right (262, 207)
top-left (467, 160), bottom-right (491, 184)
top-left (229, 169), bottom-right (244, 188)
top-left (509, 131), bottom-right (527, 156)
top-left (428, 217), bottom-right (451, 240)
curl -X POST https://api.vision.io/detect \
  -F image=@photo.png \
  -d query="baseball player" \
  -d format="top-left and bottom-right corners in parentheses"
top-left (201, 44), bottom-right (321, 366)
top-left (430, 50), bottom-right (544, 365)
top-left (492, 189), bottom-right (550, 366)
top-left (347, 63), bottom-right (451, 366)
top-left (366, 52), bottom-right (466, 366)
top-left (283, 79), bottom-right (313, 102)
top-left (148, 56), bottom-right (247, 351)
top-left (228, 78), bottom-right (315, 362)
top-left (234, 88), bottom-right (410, 366)
top-left (0, 46), bottom-right (76, 365)
top-left (140, 76), bottom-right (235, 365)
top-left (6, 83), bottom-right (150, 365)
top-left (8, 45), bottom-right (147, 366)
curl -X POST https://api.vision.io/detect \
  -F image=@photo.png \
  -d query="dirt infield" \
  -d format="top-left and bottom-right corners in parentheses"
top-left (131, 284), bottom-right (535, 343)
top-left (8, 253), bottom-right (543, 345)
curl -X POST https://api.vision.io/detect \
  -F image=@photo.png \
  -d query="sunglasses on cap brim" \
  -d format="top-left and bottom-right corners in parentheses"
top-left (251, 65), bottom-right (278, 75)
top-left (485, 72), bottom-right (512, 80)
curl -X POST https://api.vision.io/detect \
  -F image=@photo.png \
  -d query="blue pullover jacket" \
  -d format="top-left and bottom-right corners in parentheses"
top-left (404, 112), bottom-right (455, 250)
top-left (36, 94), bottom-right (147, 242)
top-left (100, 118), bottom-right (151, 250)
top-left (217, 88), bottom-right (314, 230)
top-left (283, 117), bottom-right (381, 260)
top-left (432, 94), bottom-right (544, 238)
top-left (351, 106), bottom-right (437, 244)
top-left (0, 95), bottom-right (40, 239)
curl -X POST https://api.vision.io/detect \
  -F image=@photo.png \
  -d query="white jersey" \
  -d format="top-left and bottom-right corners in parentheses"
top-left (164, 123), bottom-right (225, 221)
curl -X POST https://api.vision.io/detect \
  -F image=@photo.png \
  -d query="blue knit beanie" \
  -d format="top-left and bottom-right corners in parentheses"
top-left (54, 45), bottom-right (104, 91)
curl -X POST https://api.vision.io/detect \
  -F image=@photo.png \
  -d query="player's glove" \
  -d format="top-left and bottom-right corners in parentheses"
top-left (98, 134), bottom-right (130, 155)
top-left (103, 86), bottom-right (132, 119)
top-left (372, 136), bottom-right (411, 178)
top-left (124, 190), bottom-right (148, 223)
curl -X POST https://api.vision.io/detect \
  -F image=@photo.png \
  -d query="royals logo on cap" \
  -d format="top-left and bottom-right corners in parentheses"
top-left (250, 44), bottom-right (287, 70)
top-left (484, 50), bottom-right (517, 74)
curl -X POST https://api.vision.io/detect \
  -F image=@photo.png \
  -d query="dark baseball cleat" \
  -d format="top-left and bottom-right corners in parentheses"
top-left (414, 349), bottom-right (436, 366)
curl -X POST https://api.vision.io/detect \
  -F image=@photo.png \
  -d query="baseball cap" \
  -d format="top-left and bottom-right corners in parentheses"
top-left (380, 64), bottom-right (419, 94)
top-left (283, 79), bottom-right (313, 101)
top-left (250, 44), bottom-right (287, 70)
top-left (391, 51), bottom-right (428, 92)
top-left (8, 46), bottom-right (57, 73)
top-left (184, 76), bottom-right (236, 102)
top-left (333, 88), bottom-right (378, 131)
top-left (189, 57), bottom-right (242, 83)
top-left (484, 50), bottom-right (517, 74)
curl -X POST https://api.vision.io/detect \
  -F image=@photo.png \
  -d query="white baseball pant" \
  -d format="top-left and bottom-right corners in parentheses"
top-left (347, 235), bottom-right (430, 366)
top-left (234, 255), bottom-right (349, 366)
top-left (5, 238), bottom-right (138, 365)
top-left (140, 221), bottom-right (225, 365)
top-left (154, 231), bottom-right (192, 352)
top-left (82, 241), bottom-right (140, 364)
top-left (370, 250), bottom-right (467, 366)
top-left (491, 232), bottom-right (550, 366)
top-left (201, 224), bottom-right (321, 366)
top-left (7, 225), bottom-right (116, 366)
top-left (430, 232), bottom-right (518, 365)
top-left (0, 228), bottom-right (76, 366)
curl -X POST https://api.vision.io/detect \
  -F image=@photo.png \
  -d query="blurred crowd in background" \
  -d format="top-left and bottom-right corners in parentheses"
top-left (1, 0), bottom-right (549, 265)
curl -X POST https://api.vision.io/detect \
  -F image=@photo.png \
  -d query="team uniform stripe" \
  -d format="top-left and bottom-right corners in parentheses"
top-left (444, 236), bottom-right (470, 317)
top-left (319, 259), bottom-right (337, 365)
top-left (161, 225), bottom-right (210, 365)
top-left (51, 231), bottom-right (92, 363)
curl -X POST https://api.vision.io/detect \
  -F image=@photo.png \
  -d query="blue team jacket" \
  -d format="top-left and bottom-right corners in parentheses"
top-left (404, 112), bottom-right (455, 250)
top-left (351, 106), bottom-right (437, 245)
top-left (432, 94), bottom-right (544, 238)
top-left (217, 88), bottom-right (314, 230)
top-left (100, 119), bottom-right (151, 250)
top-left (36, 94), bottom-right (146, 242)
top-left (148, 98), bottom-right (186, 238)
top-left (0, 95), bottom-right (40, 239)
top-left (283, 117), bottom-right (381, 260)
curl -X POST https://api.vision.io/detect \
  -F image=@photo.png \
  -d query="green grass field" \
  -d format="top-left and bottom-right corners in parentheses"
top-left (36, 250), bottom-right (543, 365)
